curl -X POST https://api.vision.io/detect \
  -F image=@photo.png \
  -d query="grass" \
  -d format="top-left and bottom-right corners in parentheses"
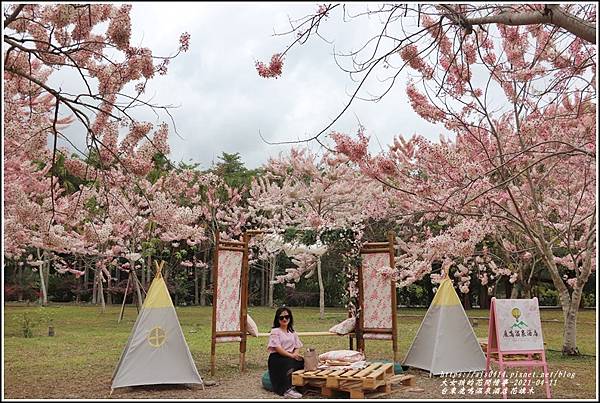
top-left (3, 303), bottom-right (597, 399)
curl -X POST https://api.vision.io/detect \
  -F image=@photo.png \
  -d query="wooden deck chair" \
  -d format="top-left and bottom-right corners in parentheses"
top-left (210, 232), bottom-right (249, 375)
top-left (356, 231), bottom-right (399, 362)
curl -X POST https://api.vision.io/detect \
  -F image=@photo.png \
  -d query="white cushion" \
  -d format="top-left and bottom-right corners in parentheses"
top-left (246, 314), bottom-right (259, 337)
top-left (328, 317), bottom-right (356, 335)
top-left (319, 350), bottom-right (365, 363)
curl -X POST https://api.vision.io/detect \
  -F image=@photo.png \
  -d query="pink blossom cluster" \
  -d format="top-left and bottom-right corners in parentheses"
top-left (255, 53), bottom-right (284, 79)
top-left (399, 45), bottom-right (434, 79)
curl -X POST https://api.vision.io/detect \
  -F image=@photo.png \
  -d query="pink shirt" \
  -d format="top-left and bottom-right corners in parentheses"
top-left (267, 327), bottom-right (303, 354)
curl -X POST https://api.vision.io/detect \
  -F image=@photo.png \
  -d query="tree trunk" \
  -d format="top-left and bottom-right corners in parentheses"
top-left (194, 262), bottom-right (199, 305)
top-left (91, 265), bottom-right (98, 305)
top-left (147, 255), bottom-right (153, 283)
top-left (535, 237), bottom-right (592, 356)
top-left (130, 260), bottom-right (144, 309)
top-left (504, 280), bottom-right (513, 299)
top-left (36, 249), bottom-right (48, 306)
top-left (510, 283), bottom-right (519, 298)
top-left (200, 266), bottom-right (207, 306)
top-left (164, 263), bottom-right (170, 282)
top-left (17, 262), bottom-right (23, 302)
top-left (84, 262), bottom-right (89, 299)
top-left (462, 292), bottom-right (472, 309)
top-left (260, 260), bottom-right (266, 306)
top-left (521, 272), bottom-right (532, 299)
top-left (43, 251), bottom-right (50, 303)
top-left (479, 284), bottom-right (489, 309)
top-left (141, 257), bottom-right (146, 288)
top-left (560, 251), bottom-right (592, 355)
top-left (317, 257), bottom-right (325, 320)
top-left (38, 262), bottom-right (48, 306)
top-left (76, 274), bottom-right (82, 304)
top-left (268, 256), bottom-right (275, 308)
top-left (560, 285), bottom-right (579, 355)
top-left (98, 268), bottom-right (106, 313)
top-left (106, 266), bottom-right (113, 305)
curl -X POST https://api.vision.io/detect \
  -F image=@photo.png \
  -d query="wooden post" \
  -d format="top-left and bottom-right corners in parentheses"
top-left (210, 232), bottom-right (219, 376)
top-left (357, 255), bottom-right (365, 353)
top-left (239, 233), bottom-right (250, 372)
top-left (388, 231), bottom-right (399, 363)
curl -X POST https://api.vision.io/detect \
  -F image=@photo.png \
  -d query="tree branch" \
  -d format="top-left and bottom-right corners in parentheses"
top-left (457, 4), bottom-right (596, 44)
top-left (3, 4), bottom-right (25, 29)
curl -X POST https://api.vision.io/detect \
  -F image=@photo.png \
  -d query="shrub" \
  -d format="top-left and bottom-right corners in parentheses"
top-left (583, 293), bottom-right (595, 308)
top-left (11, 311), bottom-right (54, 338)
top-left (4, 284), bottom-right (41, 302)
top-left (398, 284), bottom-right (428, 307)
top-left (537, 286), bottom-right (559, 306)
top-left (48, 275), bottom-right (79, 302)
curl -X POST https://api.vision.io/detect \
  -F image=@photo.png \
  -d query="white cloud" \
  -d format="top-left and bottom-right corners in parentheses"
top-left (54, 3), bottom-right (453, 169)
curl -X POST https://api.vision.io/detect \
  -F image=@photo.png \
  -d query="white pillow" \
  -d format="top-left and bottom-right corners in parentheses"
top-left (246, 314), bottom-right (259, 337)
top-left (328, 317), bottom-right (356, 335)
top-left (319, 350), bottom-right (365, 363)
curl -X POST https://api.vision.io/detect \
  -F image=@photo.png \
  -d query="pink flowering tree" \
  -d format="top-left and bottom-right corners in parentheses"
top-left (329, 22), bottom-right (595, 354)
top-left (257, 3), bottom-right (595, 355)
top-left (3, 82), bottom-right (88, 304)
top-left (4, 4), bottom-right (191, 306)
top-left (3, 3), bottom-right (190, 226)
top-left (248, 148), bottom-right (387, 318)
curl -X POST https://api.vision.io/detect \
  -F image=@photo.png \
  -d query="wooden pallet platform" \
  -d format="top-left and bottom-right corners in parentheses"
top-left (292, 362), bottom-right (415, 399)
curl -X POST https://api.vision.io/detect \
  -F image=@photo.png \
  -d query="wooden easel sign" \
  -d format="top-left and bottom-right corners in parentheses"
top-left (487, 297), bottom-right (551, 399)
top-left (490, 297), bottom-right (544, 352)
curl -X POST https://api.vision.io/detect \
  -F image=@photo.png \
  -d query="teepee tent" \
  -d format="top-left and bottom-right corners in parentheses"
top-left (111, 261), bottom-right (203, 391)
top-left (402, 276), bottom-right (486, 375)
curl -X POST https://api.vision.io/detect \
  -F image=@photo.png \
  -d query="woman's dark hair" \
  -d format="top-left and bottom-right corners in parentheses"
top-left (272, 306), bottom-right (295, 332)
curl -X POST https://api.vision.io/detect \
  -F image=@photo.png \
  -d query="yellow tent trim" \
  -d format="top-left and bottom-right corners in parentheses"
top-left (431, 278), bottom-right (461, 306)
top-left (143, 277), bottom-right (174, 309)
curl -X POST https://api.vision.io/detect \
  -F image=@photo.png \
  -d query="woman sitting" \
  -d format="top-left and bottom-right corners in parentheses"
top-left (267, 306), bottom-right (304, 398)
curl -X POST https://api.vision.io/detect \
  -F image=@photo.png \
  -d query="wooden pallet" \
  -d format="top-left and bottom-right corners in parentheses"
top-left (292, 362), bottom-right (415, 399)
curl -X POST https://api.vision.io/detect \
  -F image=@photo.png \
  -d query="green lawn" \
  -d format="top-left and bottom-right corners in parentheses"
top-left (3, 304), bottom-right (596, 399)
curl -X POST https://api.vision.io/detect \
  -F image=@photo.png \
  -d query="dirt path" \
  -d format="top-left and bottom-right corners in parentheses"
top-left (3, 365), bottom-right (584, 399)
top-left (108, 368), bottom-right (579, 400)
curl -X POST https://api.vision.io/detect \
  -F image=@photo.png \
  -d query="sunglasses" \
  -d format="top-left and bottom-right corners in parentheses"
top-left (278, 315), bottom-right (290, 321)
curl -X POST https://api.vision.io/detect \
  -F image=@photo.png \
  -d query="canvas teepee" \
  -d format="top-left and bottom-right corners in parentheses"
top-left (111, 262), bottom-right (203, 391)
top-left (402, 276), bottom-right (486, 375)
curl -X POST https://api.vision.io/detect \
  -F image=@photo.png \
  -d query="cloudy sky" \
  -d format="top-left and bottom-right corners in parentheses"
top-left (56, 2), bottom-right (449, 170)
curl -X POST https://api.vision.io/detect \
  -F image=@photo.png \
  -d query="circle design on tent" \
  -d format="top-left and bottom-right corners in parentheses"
top-left (148, 326), bottom-right (167, 347)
